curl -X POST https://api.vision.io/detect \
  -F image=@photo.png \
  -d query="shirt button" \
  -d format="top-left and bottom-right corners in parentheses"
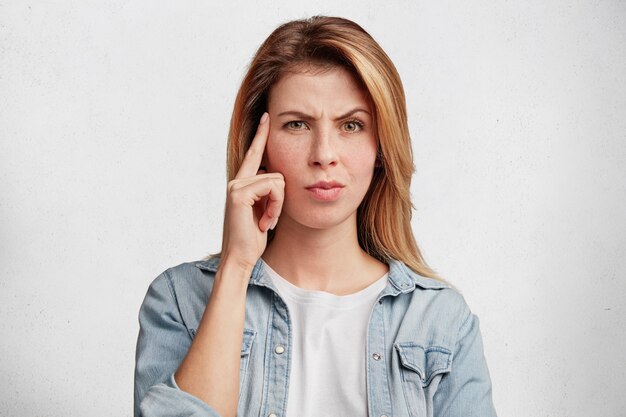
top-left (268, 414), bottom-right (278, 417)
top-left (274, 345), bottom-right (285, 354)
top-left (381, 415), bottom-right (389, 417)
top-left (372, 353), bottom-right (382, 361)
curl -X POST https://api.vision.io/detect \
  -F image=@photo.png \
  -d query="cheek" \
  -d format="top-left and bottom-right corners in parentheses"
top-left (347, 146), bottom-right (378, 177)
top-left (265, 135), bottom-right (300, 175)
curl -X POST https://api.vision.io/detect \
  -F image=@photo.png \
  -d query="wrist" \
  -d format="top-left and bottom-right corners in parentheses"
top-left (213, 257), bottom-right (256, 295)
top-left (218, 252), bottom-right (257, 277)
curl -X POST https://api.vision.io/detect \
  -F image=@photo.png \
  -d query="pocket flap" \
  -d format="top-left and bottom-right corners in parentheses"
top-left (394, 343), bottom-right (452, 383)
top-left (241, 328), bottom-right (257, 356)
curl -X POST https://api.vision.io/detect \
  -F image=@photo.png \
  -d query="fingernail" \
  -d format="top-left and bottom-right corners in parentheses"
top-left (270, 217), bottom-right (278, 230)
top-left (260, 112), bottom-right (269, 124)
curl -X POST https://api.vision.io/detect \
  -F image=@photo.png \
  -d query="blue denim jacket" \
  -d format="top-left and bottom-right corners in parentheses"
top-left (134, 256), bottom-right (497, 417)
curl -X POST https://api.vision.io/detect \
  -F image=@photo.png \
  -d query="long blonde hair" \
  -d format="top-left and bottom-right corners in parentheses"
top-left (224, 16), bottom-right (439, 280)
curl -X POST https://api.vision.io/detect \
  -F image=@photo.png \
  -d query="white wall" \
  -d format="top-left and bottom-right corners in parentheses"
top-left (1, 1), bottom-right (625, 416)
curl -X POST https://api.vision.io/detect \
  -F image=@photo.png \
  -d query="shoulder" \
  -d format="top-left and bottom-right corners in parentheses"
top-left (391, 259), bottom-right (469, 311)
top-left (151, 257), bottom-right (218, 294)
top-left (141, 257), bottom-right (219, 325)
top-left (389, 260), bottom-right (473, 341)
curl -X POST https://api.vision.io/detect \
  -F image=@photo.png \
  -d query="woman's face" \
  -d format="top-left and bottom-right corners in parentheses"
top-left (266, 66), bottom-right (378, 232)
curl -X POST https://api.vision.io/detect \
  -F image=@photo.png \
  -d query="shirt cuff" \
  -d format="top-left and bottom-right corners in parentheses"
top-left (140, 375), bottom-right (222, 417)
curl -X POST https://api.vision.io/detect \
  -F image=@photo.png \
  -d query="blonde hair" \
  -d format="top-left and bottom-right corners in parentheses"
top-left (224, 16), bottom-right (439, 280)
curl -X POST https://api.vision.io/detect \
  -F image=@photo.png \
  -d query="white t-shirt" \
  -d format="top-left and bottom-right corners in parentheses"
top-left (264, 263), bottom-right (388, 417)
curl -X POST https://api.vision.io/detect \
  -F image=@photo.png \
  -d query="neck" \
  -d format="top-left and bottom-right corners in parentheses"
top-left (262, 217), bottom-right (387, 294)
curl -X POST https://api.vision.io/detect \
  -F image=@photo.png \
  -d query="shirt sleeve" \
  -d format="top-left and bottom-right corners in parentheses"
top-left (433, 312), bottom-right (498, 417)
top-left (134, 271), bottom-right (221, 417)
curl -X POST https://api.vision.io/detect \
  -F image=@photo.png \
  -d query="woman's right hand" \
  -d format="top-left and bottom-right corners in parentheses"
top-left (173, 114), bottom-right (282, 417)
top-left (220, 112), bottom-right (284, 272)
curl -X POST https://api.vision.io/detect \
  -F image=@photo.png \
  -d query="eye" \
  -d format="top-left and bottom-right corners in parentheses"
top-left (343, 119), bottom-right (364, 133)
top-left (284, 120), bottom-right (308, 130)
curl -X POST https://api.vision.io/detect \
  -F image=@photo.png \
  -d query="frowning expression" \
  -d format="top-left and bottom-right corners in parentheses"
top-left (266, 66), bottom-right (378, 231)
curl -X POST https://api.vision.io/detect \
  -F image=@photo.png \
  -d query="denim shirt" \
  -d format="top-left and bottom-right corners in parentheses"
top-left (134, 256), bottom-right (497, 417)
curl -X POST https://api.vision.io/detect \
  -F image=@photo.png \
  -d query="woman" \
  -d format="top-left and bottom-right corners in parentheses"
top-left (134, 16), bottom-right (496, 417)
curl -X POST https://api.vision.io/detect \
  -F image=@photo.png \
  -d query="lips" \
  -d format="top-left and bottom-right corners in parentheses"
top-left (305, 181), bottom-right (345, 201)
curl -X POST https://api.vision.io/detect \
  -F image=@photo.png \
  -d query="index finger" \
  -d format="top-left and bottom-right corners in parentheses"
top-left (236, 112), bottom-right (270, 179)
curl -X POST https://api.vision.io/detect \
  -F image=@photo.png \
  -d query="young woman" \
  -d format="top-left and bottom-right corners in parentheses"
top-left (134, 16), bottom-right (497, 417)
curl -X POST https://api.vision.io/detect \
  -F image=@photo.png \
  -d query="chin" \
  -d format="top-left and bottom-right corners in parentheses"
top-left (286, 208), bottom-right (358, 231)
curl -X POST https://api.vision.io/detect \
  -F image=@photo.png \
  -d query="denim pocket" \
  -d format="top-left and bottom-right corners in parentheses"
top-left (394, 343), bottom-right (452, 417)
top-left (239, 328), bottom-right (257, 392)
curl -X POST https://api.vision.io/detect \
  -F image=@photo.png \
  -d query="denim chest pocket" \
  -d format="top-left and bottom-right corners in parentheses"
top-left (394, 343), bottom-right (452, 417)
top-left (239, 329), bottom-right (257, 392)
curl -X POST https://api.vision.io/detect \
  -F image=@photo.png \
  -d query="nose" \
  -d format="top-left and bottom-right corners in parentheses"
top-left (308, 128), bottom-right (338, 168)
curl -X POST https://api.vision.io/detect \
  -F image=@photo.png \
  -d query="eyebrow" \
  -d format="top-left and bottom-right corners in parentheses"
top-left (276, 108), bottom-right (371, 121)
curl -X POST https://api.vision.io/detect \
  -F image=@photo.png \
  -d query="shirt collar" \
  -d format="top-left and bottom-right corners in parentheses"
top-left (194, 256), bottom-right (449, 294)
top-left (193, 256), bottom-right (269, 286)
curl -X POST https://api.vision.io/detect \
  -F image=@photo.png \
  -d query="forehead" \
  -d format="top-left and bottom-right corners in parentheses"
top-left (267, 66), bottom-right (372, 114)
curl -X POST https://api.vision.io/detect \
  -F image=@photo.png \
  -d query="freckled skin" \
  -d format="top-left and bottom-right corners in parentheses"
top-left (266, 67), bottom-right (378, 232)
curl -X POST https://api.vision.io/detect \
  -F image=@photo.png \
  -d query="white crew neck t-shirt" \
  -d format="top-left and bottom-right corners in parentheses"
top-left (264, 263), bottom-right (388, 417)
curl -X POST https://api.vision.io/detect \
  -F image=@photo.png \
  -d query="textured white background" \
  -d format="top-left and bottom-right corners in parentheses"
top-left (1, 1), bottom-right (625, 416)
